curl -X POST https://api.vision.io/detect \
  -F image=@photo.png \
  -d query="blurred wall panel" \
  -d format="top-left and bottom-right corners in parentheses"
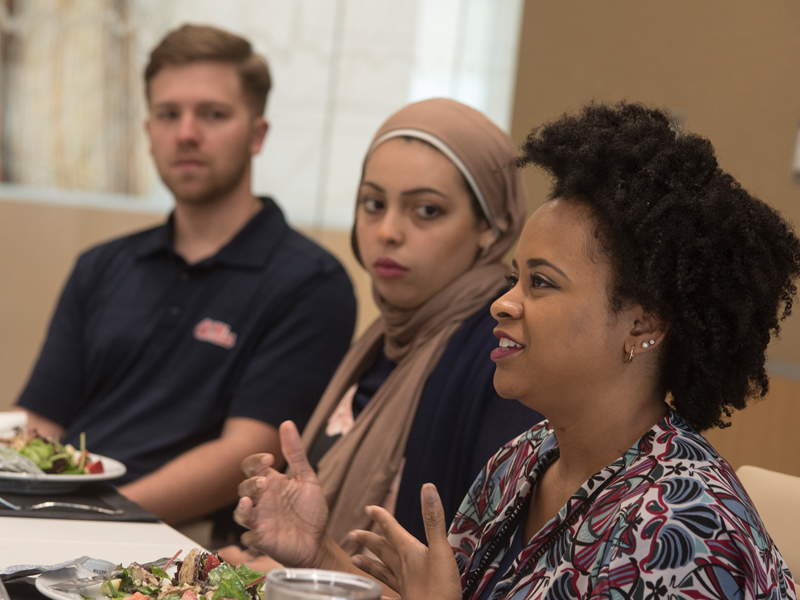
top-left (510, 0), bottom-right (800, 474)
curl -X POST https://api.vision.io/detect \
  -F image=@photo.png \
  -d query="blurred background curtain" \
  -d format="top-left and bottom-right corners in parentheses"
top-left (0, 0), bottom-right (146, 194)
top-left (0, 0), bottom-right (524, 227)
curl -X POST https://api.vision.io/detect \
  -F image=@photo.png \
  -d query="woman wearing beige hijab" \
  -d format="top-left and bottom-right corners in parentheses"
top-left (225, 98), bottom-right (542, 566)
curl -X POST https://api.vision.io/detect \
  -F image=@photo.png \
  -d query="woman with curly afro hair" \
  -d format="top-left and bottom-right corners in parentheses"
top-left (337, 102), bottom-right (799, 599)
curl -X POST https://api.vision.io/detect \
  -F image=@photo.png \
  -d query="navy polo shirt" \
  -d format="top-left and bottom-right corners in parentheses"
top-left (18, 198), bottom-right (356, 483)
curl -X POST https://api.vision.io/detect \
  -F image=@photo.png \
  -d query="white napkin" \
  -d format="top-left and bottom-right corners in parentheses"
top-left (0, 412), bottom-right (27, 437)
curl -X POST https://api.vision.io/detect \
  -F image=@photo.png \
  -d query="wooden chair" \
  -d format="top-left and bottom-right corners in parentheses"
top-left (736, 465), bottom-right (800, 577)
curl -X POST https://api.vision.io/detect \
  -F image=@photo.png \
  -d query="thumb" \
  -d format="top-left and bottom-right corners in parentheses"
top-left (279, 420), bottom-right (317, 483)
top-left (420, 483), bottom-right (450, 552)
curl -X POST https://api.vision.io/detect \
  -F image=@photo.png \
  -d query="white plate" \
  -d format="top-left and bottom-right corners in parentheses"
top-left (0, 453), bottom-right (126, 495)
top-left (36, 559), bottom-right (117, 600)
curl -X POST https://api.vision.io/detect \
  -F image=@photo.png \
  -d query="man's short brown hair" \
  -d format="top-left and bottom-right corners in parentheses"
top-left (145, 24), bottom-right (271, 116)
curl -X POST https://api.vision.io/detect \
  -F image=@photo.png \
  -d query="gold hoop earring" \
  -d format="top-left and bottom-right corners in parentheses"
top-left (627, 343), bottom-right (635, 363)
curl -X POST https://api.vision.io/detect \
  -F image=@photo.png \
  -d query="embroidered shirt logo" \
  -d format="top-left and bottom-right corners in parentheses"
top-left (194, 318), bottom-right (237, 349)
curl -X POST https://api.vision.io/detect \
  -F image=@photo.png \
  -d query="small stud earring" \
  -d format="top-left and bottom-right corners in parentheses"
top-left (649, 339), bottom-right (655, 345)
top-left (642, 341), bottom-right (650, 349)
top-left (628, 344), bottom-right (635, 363)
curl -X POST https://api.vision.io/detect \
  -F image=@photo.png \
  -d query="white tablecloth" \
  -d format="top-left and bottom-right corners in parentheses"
top-left (0, 516), bottom-right (204, 571)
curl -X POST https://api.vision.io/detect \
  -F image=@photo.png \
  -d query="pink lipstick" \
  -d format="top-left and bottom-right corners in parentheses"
top-left (373, 257), bottom-right (408, 278)
top-left (491, 330), bottom-right (524, 361)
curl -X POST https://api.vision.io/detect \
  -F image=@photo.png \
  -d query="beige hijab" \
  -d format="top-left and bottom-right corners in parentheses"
top-left (300, 98), bottom-right (527, 552)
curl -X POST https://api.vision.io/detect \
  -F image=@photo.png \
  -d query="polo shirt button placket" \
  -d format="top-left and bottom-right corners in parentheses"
top-left (170, 305), bottom-right (181, 316)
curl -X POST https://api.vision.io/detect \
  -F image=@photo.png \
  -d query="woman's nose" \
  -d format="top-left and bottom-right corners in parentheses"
top-left (377, 209), bottom-right (404, 245)
top-left (491, 288), bottom-right (523, 320)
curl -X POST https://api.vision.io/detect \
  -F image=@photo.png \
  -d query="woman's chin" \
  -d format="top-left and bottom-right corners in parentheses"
top-left (375, 286), bottom-right (429, 310)
top-left (492, 372), bottom-right (520, 400)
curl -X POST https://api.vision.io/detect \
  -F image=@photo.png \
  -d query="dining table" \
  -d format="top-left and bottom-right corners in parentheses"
top-left (0, 412), bottom-right (210, 599)
top-left (0, 514), bottom-right (206, 599)
top-left (0, 515), bottom-right (203, 570)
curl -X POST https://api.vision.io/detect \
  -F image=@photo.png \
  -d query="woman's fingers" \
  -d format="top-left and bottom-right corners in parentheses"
top-left (237, 474), bottom-right (267, 499)
top-left (240, 528), bottom-right (263, 550)
top-left (278, 421), bottom-right (317, 483)
top-left (364, 505), bottom-right (418, 551)
top-left (419, 483), bottom-right (450, 552)
top-left (241, 453), bottom-right (275, 478)
top-left (349, 528), bottom-right (403, 575)
top-left (233, 495), bottom-right (254, 528)
top-left (351, 553), bottom-right (399, 592)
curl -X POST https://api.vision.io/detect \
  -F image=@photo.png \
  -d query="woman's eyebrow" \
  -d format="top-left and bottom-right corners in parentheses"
top-left (521, 257), bottom-right (570, 281)
top-left (360, 182), bottom-right (446, 198)
top-left (400, 187), bottom-right (446, 198)
top-left (360, 181), bottom-right (385, 193)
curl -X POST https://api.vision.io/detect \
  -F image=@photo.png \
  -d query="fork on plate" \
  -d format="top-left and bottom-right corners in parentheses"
top-left (28, 501), bottom-right (123, 515)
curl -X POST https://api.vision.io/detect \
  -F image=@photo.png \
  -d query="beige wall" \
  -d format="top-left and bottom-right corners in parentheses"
top-left (0, 198), bottom-right (378, 412)
top-left (511, 0), bottom-right (800, 364)
top-left (511, 0), bottom-right (800, 475)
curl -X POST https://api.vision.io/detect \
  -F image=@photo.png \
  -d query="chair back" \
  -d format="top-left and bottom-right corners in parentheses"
top-left (736, 465), bottom-right (800, 577)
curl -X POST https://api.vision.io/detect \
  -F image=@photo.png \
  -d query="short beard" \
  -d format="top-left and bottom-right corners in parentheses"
top-left (163, 152), bottom-right (250, 206)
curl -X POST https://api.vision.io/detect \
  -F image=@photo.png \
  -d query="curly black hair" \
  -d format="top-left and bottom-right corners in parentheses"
top-left (515, 101), bottom-right (800, 431)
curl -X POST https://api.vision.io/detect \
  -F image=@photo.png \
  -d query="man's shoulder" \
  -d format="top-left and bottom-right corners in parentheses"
top-left (77, 222), bottom-right (166, 263)
top-left (69, 222), bottom-right (167, 286)
top-left (261, 203), bottom-right (349, 280)
top-left (277, 227), bottom-right (344, 272)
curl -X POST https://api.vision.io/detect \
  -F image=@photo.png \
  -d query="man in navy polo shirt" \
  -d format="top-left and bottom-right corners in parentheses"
top-left (15, 25), bottom-right (356, 526)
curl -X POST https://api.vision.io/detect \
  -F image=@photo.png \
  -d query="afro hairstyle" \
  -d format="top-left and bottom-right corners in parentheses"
top-left (515, 101), bottom-right (800, 431)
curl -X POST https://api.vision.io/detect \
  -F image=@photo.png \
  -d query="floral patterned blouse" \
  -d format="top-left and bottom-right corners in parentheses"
top-left (449, 410), bottom-right (796, 600)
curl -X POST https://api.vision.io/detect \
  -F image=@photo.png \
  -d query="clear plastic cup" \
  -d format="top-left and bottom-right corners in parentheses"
top-left (264, 568), bottom-right (382, 600)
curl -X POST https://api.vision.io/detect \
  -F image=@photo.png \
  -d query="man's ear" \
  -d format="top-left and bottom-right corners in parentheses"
top-left (143, 118), bottom-right (153, 152)
top-left (250, 117), bottom-right (269, 155)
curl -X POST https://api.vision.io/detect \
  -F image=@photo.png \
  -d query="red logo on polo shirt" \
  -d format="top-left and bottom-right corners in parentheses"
top-left (193, 318), bottom-right (237, 349)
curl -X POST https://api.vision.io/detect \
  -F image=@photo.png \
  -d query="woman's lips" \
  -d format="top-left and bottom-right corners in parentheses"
top-left (491, 330), bottom-right (524, 361)
top-left (373, 257), bottom-right (409, 278)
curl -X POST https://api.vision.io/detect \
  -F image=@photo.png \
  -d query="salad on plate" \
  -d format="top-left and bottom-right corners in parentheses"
top-left (92, 549), bottom-right (264, 600)
top-left (0, 429), bottom-right (104, 475)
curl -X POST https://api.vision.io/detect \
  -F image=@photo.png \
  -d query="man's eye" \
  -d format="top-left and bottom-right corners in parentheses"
top-left (203, 110), bottom-right (228, 121)
top-left (504, 274), bottom-right (519, 289)
top-left (157, 110), bottom-right (179, 121)
top-left (415, 204), bottom-right (441, 219)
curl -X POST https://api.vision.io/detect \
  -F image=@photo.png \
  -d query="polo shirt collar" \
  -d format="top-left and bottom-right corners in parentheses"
top-left (134, 197), bottom-right (288, 270)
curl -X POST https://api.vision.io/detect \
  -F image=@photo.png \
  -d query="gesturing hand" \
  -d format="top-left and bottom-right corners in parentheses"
top-left (349, 483), bottom-right (462, 600)
top-left (233, 420), bottom-right (328, 568)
